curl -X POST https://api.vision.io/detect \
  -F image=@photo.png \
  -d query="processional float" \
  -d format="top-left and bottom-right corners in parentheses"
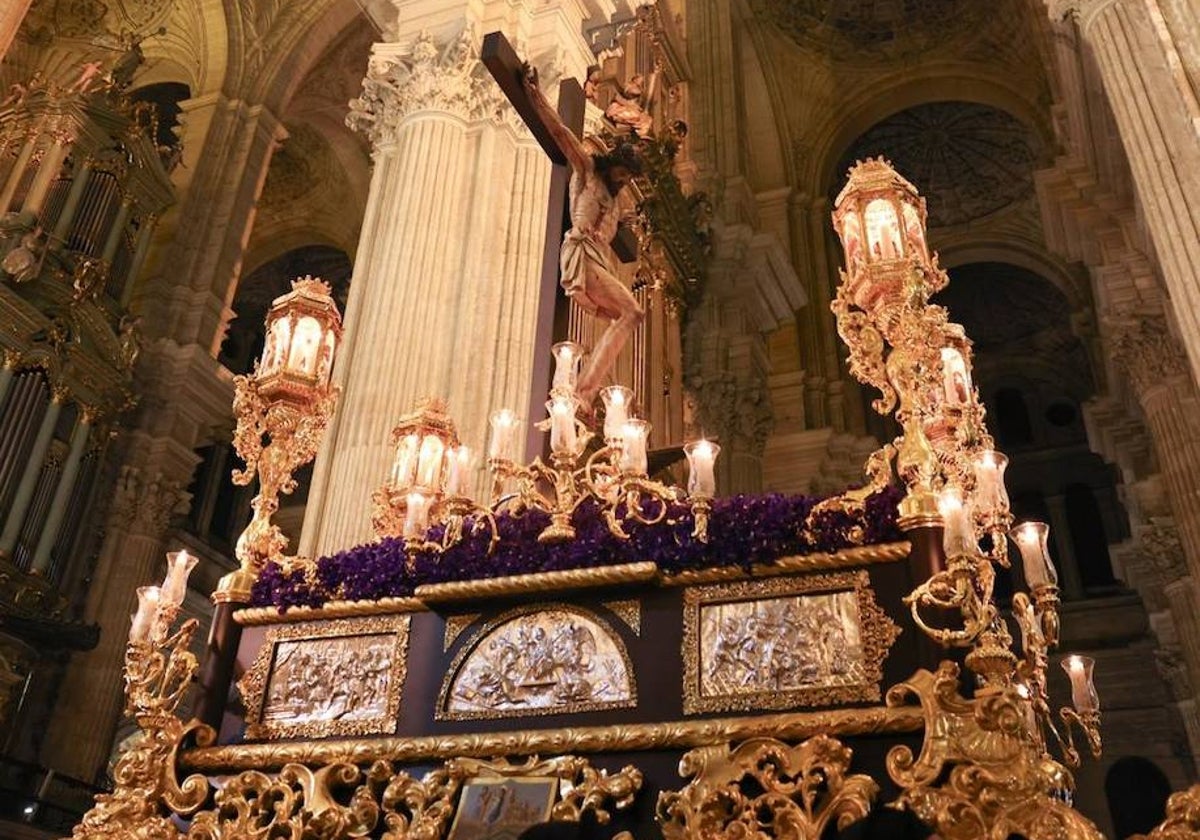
top-left (69, 30), bottom-right (1198, 840)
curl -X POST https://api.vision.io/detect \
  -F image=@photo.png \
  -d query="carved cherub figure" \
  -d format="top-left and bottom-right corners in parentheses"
top-left (69, 61), bottom-right (106, 94)
top-left (118, 314), bottom-right (142, 370)
top-left (604, 73), bottom-right (657, 137)
top-left (71, 256), bottom-right (106, 302)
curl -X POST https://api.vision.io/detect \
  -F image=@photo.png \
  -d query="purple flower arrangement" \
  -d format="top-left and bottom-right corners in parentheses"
top-left (250, 485), bottom-right (905, 610)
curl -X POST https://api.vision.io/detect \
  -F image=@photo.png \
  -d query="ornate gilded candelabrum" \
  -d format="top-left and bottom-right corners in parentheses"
top-left (822, 159), bottom-right (1104, 837)
top-left (221, 276), bottom-right (342, 600)
top-left (73, 550), bottom-right (212, 839)
top-left (371, 397), bottom-right (498, 561)
top-left (486, 342), bottom-right (718, 544)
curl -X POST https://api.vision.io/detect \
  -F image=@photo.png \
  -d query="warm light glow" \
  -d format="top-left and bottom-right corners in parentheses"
top-left (1010, 521), bottom-right (1058, 589)
top-left (551, 342), bottom-right (583, 394)
top-left (444, 445), bottom-right (474, 497)
top-left (619, 419), bottom-right (650, 474)
top-left (415, 434), bottom-right (445, 490)
top-left (938, 486), bottom-right (975, 557)
top-left (865, 199), bottom-right (901, 260)
top-left (973, 449), bottom-right (1010, 515)
top-left (601, 386), bottom-right (633, 442)
top-left (391, 434), bottom-right (420, 488)
top-left (685, 438), bottom-right (719, 498)
top-left (286, 316), bottom-right (323, 376)
top-left (160, 549), bottom-right (198, 608)
top-left (1062, 654), bottom-right (1100, 714)
top-left (403, 492), bottom-right (430, 540)
top-left (940, 347), bottom-right (971, 407)
top-left (548, 395), bottom-right (578, 455)
top-left (489, 409), bottom-right (520, 460)
top-left (129, 585), bottom-right (161, 644)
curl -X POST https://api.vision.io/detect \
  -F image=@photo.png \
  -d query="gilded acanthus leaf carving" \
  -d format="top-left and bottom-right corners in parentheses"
top-left (656, 734), bottom-right (877, 839)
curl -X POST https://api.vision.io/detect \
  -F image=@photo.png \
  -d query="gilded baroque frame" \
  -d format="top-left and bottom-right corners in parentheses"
top-left (682, 570), bottom-right (900, 714)
top-left (240, 614), bottom-right (410, 740)
top-left (437, 603), bottom-right (637, 721)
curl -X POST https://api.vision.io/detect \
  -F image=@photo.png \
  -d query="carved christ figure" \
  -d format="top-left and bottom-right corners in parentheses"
top-left (522, 66), bottom-right (645, 409)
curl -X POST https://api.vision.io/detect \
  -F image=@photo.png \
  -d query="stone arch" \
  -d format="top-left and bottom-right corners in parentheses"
top-left (1105, 756), bottom-right (1171, 838)
top-left (438, 604), bottom-right (636, 720)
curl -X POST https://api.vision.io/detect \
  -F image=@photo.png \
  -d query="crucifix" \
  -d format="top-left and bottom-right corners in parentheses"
top-left (482, 32), bottom-right (641, 449)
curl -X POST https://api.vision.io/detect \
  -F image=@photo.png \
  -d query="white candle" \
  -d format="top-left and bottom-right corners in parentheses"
top-left (445, 445), bottom-right (474, 497)
top-left (549, 396), bottom-right (577, 455)
top-left (160, 549), bottom-right (198, 608)
top-left (973, 449), bottom-right (1009, 515)
top-left (1062, 655), bottom-right (1100, 713)
top-left (129, 585), bottom-right (161, 644)
top-left (685, 439), bottom-right (719, 498)
top-left (938, 487), bottom-right (975, 558)
top-left (551, 342), bottom-right (582, 394)
top-left (1011, 522), bottom-right (1058, 589)
top-left (403, 492), bottom-right (430, 540)
top-left (619, 419), bottom-right (650, 474)
top-left (489, 409), bottom-right (519, 460)
top-left (601, 386), bottom-right (632, 442)
top-left (416, 434), bottom-right (445, 490)
top-left (392, 434), bottom-right (420, 487)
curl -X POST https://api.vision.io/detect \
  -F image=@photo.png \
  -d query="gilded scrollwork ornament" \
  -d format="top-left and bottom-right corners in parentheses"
top-left (657, 735), bottom-right (877, 840)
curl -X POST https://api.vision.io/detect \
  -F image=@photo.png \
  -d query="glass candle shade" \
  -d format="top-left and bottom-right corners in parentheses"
top-left (403, 492), bottom-right (431, 540)
top-left (444, 445), bottom-right (474, 497)
top-left (619, 419), bottom-right (650, 474)
top-left (548, 395), bottom-right (578, 455)
top-left (601, 386), bottom-right (633, 442)
top-left (1062, 654), bottom-right (1100, 713)
top-left (160, 549), bottom-right (198, 608)
top-left (940, 347), bottom-right (972, 407)
top-left (129, 585), bottom-right (161, 644)
top-left (391, 433), bottom-right (420, 488)
top-left (286, 316), bottom-right (324, 377)
top-left (488, 409), bottom-right (520, 461)
top-left (973, 450), bottom-right (1010, 517)
top-left (1011, 522), bottom-right (1059, 589)
top-left (938, 486), bottom-right (975, 558)
top-left (685, 439), bottom-right (719, 498)
top-left (415, 434), bottom-right (446, 491)
top-left (551, 342), bottom-right (583, 394)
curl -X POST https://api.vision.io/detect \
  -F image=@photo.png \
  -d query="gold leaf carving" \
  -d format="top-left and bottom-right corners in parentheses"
top-left (657, 735), bottom-right (877, 840)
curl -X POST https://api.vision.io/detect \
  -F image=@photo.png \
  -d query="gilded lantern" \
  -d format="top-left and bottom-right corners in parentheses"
top-left (256, 276), bottom-right (343, 404)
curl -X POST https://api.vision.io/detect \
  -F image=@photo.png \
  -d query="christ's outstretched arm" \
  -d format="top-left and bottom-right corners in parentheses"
top-left (522, 65), bottom-right (592, 174)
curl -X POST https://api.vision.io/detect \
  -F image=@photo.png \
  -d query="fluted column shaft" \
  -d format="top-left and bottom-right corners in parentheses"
top-left (22, 140), bottom-right (68, 217)
top-left (1140, 380), bottom-right (1200, 569)
top-left (0, 391), bottom-right (63, 555)
top-left (30, 411), bottom-right (92, 574)
top-left (0, 138), bottom-right (35, 213)
top-left (300, 32), bottom-right (554, 556)
top-left (1054, 0), bottom-right (1200, 382)
top-left (0, 0), bottom-right (31, 64)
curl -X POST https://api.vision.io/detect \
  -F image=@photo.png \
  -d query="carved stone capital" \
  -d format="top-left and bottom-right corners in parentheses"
top-left (1044, 0), bottom-right (1123, 31)
top-left (347, 27), bottom-right (523, 150)
top-left (108, 466), bottom-right (183, 538)
top-left (1107, 312), bottom-right (1190, 397)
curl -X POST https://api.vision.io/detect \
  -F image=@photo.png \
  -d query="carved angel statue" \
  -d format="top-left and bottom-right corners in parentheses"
top-left (522, 64), bottom-right (646, 408)
top-left (604, 73), bottom-right (658, 138)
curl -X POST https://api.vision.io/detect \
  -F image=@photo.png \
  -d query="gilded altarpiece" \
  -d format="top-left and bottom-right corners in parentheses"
top-left (240, 615), bottom-right (410, 740)
top-left (683, 571), bottom-right (900, 714)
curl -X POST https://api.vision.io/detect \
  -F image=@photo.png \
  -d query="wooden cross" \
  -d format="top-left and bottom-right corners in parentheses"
top-left (481, 32), bottom-right (637, 453)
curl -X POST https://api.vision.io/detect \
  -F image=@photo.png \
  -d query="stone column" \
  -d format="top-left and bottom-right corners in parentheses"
top-left (300, 29), bottom-right (555, 556)
top-left (21, 139), bottom-right (68, 217)
top-left (1050, 0), bottom-right (1200, 382)
top-left (0, 138), bottom-right (36, 212)
top-left (0, 388), bottom-right (64, 556)
top-left (30, 409), bottom-right (93, 574)
top-left (0, 0), bottom-right (32, 64)
top-left (40, 468), bottom-right (181, 781)
top-left (1111, 316), bottom-right (1200, 581)
top-left (100, 199), bottom-right (133, 264)
top-left (49, 160), bottom-right (90, 248)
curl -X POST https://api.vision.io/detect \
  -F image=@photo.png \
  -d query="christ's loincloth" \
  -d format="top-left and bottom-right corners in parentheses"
top-left (560, 229), bottom-right (618, 316)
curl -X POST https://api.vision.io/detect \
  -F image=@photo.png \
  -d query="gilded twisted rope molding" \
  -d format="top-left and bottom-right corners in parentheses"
top-left (180, 705), bottom-right (924, 772)
top-left (234, 542), bottom-right (912, 625)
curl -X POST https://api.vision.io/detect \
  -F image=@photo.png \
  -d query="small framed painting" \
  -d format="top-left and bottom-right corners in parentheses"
top-left (447, 777), bottom-right (559, 840)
